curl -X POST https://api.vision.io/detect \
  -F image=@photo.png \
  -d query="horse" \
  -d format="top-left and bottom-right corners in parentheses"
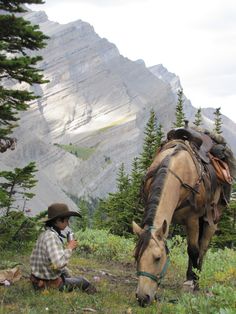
top-left (133, 126), bottom-right (236, 307)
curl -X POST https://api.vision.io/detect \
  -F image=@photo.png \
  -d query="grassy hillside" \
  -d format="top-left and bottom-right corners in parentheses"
top-left (54, 143), bottom-right (96, 160)
top-left (0, 230), bottom-right (236, 314)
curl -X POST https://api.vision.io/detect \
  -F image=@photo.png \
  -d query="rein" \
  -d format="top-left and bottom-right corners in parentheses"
top-left (136, 226), bottom-right (170, 284)
top-left (168, 168), bottom-right (200, 194)
top-left (167, 142), bottom-right (203, 195)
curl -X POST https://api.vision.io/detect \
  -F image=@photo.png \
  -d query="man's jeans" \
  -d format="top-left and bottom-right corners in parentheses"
top-left (62, 275), bottom-right (90, 291)
top-left (61, 275), bottom-right (97, 294)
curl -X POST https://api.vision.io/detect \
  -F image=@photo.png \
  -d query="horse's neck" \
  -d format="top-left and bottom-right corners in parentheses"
top-left (153, 174), bottom-right (181, 229)
top-left (153, 149), bottom-right (198, 231)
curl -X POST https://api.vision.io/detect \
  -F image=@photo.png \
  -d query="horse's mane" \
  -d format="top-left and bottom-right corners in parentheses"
top-left (135, 155), bottom-right (171, 262)
top-left (134, 231), bottom-right (152, 262)
top-left (141, 155), bottom-right (171, 228)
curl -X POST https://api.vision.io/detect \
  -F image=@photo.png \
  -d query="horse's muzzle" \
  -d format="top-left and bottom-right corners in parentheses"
top-left (136, 293), bottom-right (151, 307)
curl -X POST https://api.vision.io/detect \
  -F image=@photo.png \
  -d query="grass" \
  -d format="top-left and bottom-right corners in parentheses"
top-left (97, 116), bottom-right (132, 133)
top-left (54, 115), bottom-right (133, 161)
top-left (0, 233), bottom-right (236, 314)
top-left (0, 254), bottom-right (149, 314)
top-left (54, 144), bottom-right (96, 160)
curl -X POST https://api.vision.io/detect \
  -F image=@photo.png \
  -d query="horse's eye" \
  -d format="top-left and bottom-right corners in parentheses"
top-left (154, 256), bottom-right (161, 263)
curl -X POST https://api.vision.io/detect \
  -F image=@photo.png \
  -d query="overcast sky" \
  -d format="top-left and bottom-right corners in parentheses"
top-left (29, 0), bottom-right (236, 122)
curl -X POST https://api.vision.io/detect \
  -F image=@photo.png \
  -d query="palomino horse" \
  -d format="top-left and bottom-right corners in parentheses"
top-left (133, 126), bottom-right (235, 307)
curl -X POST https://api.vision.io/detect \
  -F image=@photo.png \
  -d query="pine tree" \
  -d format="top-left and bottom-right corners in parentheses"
top-left (73, 196), bottom-right (99, 230)
top-left (156, 123), bottom-right (164, 148)
top-left (126, 158), bottom-right (144, 223)
top-left (173, 89), bottom-right (185, 128)
top-left (139, 109), bottom-right (159, 173)
top-left (0, 187), bottom-right (8, 209)
top-left (116, 163), bottom-right (130, 193)
top-left (0, 161), bottom-right (37, 216)
top-left (213, 107), bottom-right (223, 134)
top-left (193, 108), bottom-right (202, 127)
top-left (94, 163), bottom-right (132, 236)
top-left (212, 182), bottom-right (236, 248)
top-left (95, 111), bottom-right (166, 236)
top-left (0, 1), bottom-right (48, 150)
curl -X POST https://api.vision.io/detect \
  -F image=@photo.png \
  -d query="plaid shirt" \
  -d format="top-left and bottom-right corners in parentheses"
top-left (30, 227), bottom-right (72, 280)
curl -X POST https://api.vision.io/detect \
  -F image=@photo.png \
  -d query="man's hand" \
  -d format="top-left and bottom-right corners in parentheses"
top-left (67, 240), bottom-right (78, 250)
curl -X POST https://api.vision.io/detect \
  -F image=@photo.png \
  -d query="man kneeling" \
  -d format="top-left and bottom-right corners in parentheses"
top-left (30, 203), bottom-right (96, 294)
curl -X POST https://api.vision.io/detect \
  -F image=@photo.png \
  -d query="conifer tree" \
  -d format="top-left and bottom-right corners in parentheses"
top-left (213, 107), bottom-right (223, 134)
top-left (116, 163), bottom-right (130, 193)
top-left (130, 116), bottom-right (164, 228)
top-left (95, 111), bottom-right (166, 236)
top-left (156, 123), bottom-right (164, 148)
top-left (139, 109), bottom-right (159, 173)
top-left (0, 161), bottom-right (37, 216)
top-left (193, 108), bottom-right (202, 127)
top-left (126, 158), bottom-right (144, 223)
top-left (0, 187), bottom-right (8, 209)
top-left (129, 158), bottom-right (142, 192)
top-left (94, 163), bottom-right (132, 236)
top-left (0, 0), bottom-right (48, 150)
top-left (173, 89), bottom-right (185, 128)
top-left (212, 193), bottom-right (236, 249)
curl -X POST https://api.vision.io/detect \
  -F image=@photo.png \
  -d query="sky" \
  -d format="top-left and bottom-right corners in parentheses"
top-left (29, 0), bottom-right (236, 122)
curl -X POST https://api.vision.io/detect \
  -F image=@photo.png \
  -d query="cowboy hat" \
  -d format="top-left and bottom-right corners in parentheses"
top-left (43, 203), bottom-right (82, 222)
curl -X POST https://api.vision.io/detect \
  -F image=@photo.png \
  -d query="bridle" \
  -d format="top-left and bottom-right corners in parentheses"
top-left (136, 226), bottom-right (170, 285)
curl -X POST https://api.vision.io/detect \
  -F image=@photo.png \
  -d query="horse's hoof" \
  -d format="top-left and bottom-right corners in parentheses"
top-left (182, 280), bottom-right (195, 292)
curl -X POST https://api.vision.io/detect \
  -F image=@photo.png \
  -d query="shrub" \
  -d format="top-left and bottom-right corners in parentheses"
top-left (173, 284), bottom-right (236, 314)
top-left (0, 211), bottom-right (42, 250)
top-left (199, 247), bottom-right (236, 288)
top-left (75, 228), bottom-right (135, 263)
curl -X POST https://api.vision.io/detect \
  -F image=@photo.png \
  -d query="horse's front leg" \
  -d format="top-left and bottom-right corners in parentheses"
top-left (184, 217), bottom-right (200, 291)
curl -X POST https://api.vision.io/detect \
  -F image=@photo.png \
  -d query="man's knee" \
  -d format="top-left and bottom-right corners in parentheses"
top-left (64, 276), bottom-right (96, 293)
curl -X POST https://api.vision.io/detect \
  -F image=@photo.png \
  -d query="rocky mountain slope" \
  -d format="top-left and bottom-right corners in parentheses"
top-left (1, 9), bottom-right (236, 214)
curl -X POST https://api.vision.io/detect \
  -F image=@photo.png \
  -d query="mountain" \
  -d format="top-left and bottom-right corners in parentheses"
top-left (1, 9), bottom-right (236, 214)
top-left (149, 64), bottom-right (182, 92)
top-left (149, 64), bottom-right (236, 147)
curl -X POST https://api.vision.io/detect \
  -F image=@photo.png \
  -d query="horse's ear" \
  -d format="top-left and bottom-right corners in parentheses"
top-left (162, 220), bottom-right (168, 236)
top-left (155, 220), bottom-right (168, 239)
top-left (132, 221), bottom-right (143, 236)
top-left (162, 219), bottom-right (168, 236)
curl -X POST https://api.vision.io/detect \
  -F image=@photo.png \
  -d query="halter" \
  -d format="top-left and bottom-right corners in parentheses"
top-left (136, 226), bottom-right (170, 284)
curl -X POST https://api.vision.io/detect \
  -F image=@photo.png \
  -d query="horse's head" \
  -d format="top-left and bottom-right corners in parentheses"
top-left (133, 220), bottom-right (169, 307)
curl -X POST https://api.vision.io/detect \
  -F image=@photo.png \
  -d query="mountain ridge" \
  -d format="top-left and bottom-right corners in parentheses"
top-left (1, 9), bottom-right (236, 214)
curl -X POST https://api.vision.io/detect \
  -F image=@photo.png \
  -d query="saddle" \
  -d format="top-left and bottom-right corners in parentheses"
top-left (167, 125), bottom-right (213, 163)
top-left (166, 122), bottom-right (232, 185)
top-left (208, 153), bottom-right (232, 184)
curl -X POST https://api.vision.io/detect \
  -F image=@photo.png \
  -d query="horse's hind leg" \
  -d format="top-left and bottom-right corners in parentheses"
top-left (185, 217), bottom-right (200, 282)
top-left (198, 220), bottom-right (217, 270)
